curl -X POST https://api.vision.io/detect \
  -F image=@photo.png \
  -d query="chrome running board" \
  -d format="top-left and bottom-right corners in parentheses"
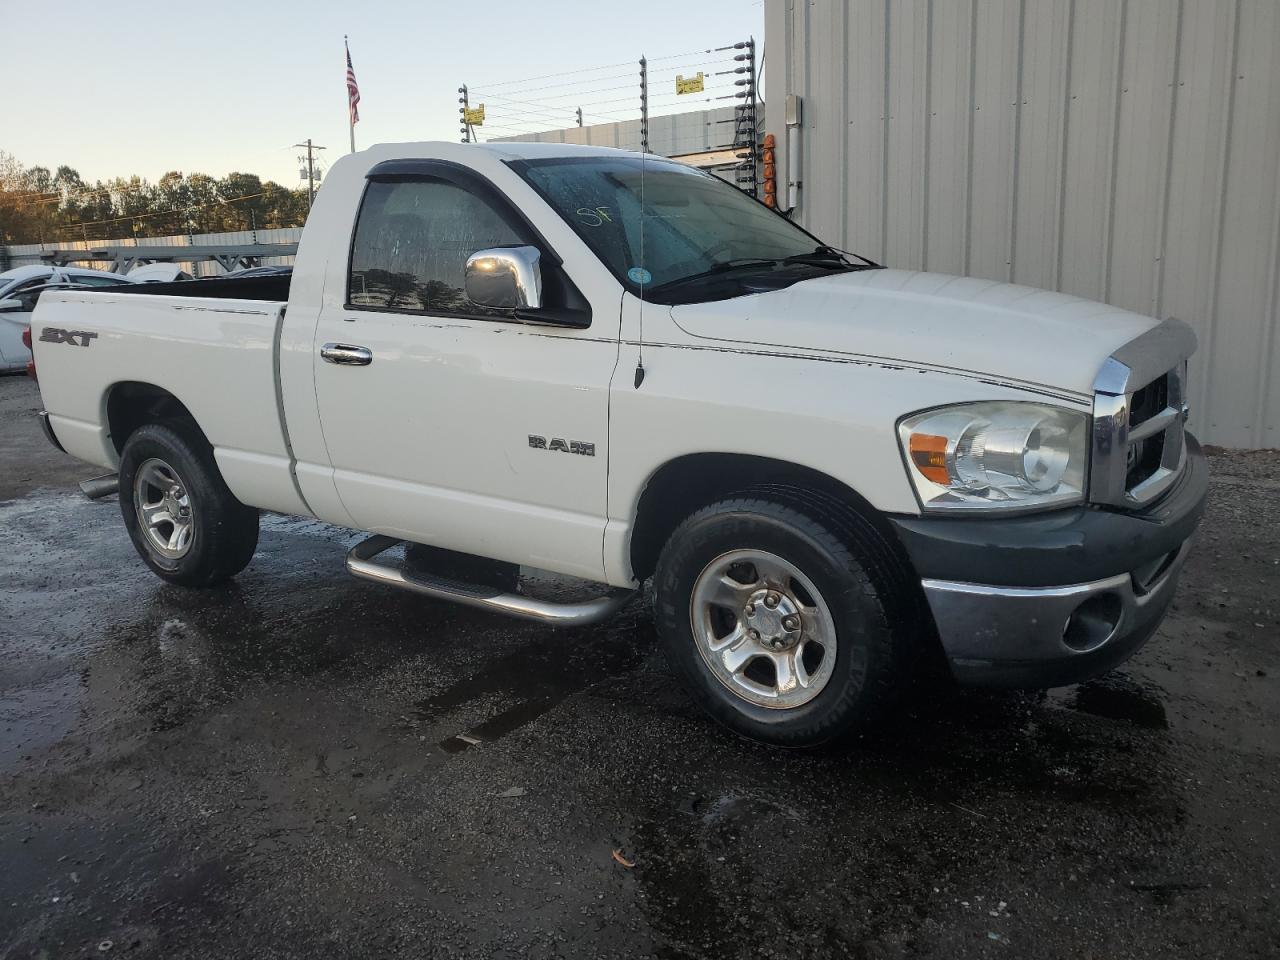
top-left (345, 535), bottom-right (635, 627)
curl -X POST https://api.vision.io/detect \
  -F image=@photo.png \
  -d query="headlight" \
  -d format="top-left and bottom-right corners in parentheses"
top-left (898, 402), bottom-right (1088, 512)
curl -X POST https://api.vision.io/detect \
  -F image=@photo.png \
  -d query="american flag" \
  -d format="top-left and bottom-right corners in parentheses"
top-left (345, 39), bottom-right (361, 125)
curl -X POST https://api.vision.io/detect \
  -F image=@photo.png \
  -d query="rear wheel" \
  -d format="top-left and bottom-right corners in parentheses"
top-left (119, 422), bottom-right (259, 587)
top-left (654, 494), bottom-right (915, 748)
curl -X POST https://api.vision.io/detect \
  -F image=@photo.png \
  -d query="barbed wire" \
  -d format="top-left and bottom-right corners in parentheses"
top-left (475, 48), bottom-right (719, 90)
top-left (469, 53), bottom-right (750, 144)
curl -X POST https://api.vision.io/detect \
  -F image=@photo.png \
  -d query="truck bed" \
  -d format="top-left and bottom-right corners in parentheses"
top-left (108, 271), bottom-right (291, 303)
top-left (32, 286), bottom-right (306, 517)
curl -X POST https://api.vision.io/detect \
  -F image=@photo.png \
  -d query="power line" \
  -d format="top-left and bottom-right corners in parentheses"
top-left (461, 38), bottom-right (760, 175)
top-left (5, 162), bottom-right (309, 207)
top-left (4, 179), bottom-right (155, 205)
top-left (475, 49), bottom-right (717, 92)
top-left (476, 79), bottom-right (739, 122)
top-left (479, 123), bottom-right (556, 138)
top-left (471, 75), bottom-right (639, 98)
top-left (467, 97), bottom-right (585, 126)
top-left (477, 55), bottom-right (666, 90)
top-left (55, 191), bottom-right (272, 233)
top-left (472, 63), bottom-right (735, 105)
top-left (647, 48), bottom-right (718, 63)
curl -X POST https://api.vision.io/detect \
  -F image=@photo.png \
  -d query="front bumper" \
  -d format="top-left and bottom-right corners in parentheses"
top-left (889, 434), bottom-right (1209, 688)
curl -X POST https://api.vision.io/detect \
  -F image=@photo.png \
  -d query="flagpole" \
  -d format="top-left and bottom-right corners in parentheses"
top-left (345, 35), bottom-right (356, 154)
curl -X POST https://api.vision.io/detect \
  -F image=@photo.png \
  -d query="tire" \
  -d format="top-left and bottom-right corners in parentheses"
top-left (118, 422), bottom-right (259, 587)
top-left (653, 492), bottom-right (917, 749)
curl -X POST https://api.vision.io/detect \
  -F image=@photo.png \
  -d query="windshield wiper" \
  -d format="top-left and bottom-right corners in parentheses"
top-left (807, 244), bottom-right (882, 268)
top-left (781, 251), bottom-right (858, 268)
top-left (646, 258), bottom-right (785, 294)
top-left (647, 249), bottom-right (875, 296)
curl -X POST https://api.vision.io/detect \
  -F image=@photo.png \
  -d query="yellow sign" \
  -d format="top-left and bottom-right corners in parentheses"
top-left (463, 104), bottom-right (485, 126)
top-left (675, 72), bottom-right (705, 95)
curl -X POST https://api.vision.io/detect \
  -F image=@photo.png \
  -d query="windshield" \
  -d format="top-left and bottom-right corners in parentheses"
top-left (510, 156), bottom-right (873, 304)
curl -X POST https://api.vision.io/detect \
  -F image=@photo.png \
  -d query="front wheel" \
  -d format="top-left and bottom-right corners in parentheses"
top-left (119, 422), bottom-right (259, 587)
top-left (653, 495), bottom-right (914, 748)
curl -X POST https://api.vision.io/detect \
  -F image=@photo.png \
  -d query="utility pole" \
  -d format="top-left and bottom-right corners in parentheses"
top-left (293, 139), bottom-right (327, 208)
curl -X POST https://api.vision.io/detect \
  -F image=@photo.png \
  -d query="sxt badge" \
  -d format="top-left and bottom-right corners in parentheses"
top-left (40, 328), bottom-right (98, 347)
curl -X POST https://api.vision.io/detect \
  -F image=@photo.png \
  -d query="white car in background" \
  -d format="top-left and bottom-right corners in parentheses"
top-left (0, 265), bottom-right (131, 372)
top-left (126, 263), bottom-right (193, 284)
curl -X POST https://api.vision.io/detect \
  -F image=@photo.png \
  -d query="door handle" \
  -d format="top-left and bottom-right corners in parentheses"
top-left (321, 343), bottom-right (373, 366)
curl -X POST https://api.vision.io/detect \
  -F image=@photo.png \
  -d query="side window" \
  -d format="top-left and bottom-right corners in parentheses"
top-left (13, 278), bottom-right (50, 311)
top-left (348, 178), bottom-right (532, 318)
top-left (73, 275), bottom-right (127, 287)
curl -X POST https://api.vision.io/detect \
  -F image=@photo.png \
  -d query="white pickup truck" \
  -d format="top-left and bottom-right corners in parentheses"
top-left (31, 142), bottom-right (1207, 748)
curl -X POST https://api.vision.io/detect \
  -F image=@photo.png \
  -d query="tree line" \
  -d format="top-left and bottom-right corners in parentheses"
top-left (0, 152), bottom-right (311, 245)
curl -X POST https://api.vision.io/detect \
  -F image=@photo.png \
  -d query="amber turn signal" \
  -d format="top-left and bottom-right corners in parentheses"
top-left (908, 433), bottom-right (950, 485)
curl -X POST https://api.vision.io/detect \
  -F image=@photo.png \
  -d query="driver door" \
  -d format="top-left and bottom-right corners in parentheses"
top-left (311, 165), bottom-right (620, 582)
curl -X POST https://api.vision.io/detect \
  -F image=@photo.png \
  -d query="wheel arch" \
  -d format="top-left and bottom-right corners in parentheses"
top-left (627, 452), bottom-right (912, 583)
top-left (104, 381), bottom-right (209, 455)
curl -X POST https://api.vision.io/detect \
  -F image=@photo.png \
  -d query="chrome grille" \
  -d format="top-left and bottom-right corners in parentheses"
top-left (1089, 319), bottom-right (1196, 509)
top-left (1126, 373), bottom-right (1166, 486)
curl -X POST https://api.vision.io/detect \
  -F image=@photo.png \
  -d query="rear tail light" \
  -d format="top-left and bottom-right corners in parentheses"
top-left (21, 327), bottom-right (35, 379)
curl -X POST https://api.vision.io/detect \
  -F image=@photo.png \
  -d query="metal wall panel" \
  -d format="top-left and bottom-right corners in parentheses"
top-left (922, 0), bottom-right (975, 277)
top-left (767, 0), bottom-right (1280, 447)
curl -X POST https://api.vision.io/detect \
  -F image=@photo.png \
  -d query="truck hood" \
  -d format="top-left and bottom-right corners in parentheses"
top-left (669, 269), bottom-right (1159, 399)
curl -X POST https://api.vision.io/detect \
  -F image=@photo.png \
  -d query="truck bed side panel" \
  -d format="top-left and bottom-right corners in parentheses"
top-left (33, 290), bottom-right (311, 517)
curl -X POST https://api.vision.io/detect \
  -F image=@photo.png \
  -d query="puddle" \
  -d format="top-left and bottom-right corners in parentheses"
top-left (0, 813), bottom-right (231, 954)
top-left (675, 791), bottom-right (806, 826)
top-left (425, 611), bottom-right (650, 752)
top-left (1059, 674), bottom-right (1169, 730)
top-left (0, 674), bottom-right (83, 773)
top-left (439, 699), bottom-right (557, 753)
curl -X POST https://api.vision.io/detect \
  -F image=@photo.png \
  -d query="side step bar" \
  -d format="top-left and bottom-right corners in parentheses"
top-left (346, 535), bottom-right (636, 627)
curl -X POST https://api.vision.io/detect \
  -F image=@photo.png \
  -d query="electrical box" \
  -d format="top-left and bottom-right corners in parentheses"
top-left (785, 94), bottom-right (803, 127)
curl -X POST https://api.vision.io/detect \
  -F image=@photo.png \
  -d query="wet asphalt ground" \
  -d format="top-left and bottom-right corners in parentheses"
top-left (1, 373), bottom-right (1278, 959)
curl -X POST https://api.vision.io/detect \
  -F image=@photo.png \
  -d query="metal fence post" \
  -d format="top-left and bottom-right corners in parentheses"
top-left (639, 57), bottom-right (649, 153)
top-left (458, 85), bottom-right (473, 143)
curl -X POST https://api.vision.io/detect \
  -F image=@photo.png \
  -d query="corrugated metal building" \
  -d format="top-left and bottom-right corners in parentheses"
top-left (764, 0), bottom-right (1280, 448)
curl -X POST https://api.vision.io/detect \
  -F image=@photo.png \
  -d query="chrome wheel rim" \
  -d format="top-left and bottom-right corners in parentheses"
top-left (133, 458), bottom-right (195, 559)
top-left (689, 549), bottom-right (837, 709)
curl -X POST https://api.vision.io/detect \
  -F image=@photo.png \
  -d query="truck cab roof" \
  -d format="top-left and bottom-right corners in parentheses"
top-left (350, 140), bottom-right (653, 163)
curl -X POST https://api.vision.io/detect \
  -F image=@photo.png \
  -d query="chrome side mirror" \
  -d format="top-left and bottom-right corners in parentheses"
top-left (464, 245), bottom-right (542, 310)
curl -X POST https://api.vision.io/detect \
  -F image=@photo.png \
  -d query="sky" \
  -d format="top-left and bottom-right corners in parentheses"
top-left (6, 0), bottom-right (762, 188)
